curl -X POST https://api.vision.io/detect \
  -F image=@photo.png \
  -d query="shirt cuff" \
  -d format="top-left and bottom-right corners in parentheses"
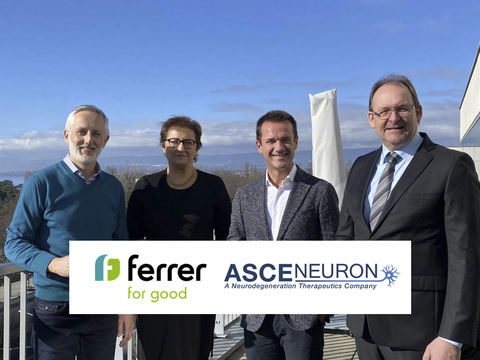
top-left (438, 337), bottom-right (462, 348)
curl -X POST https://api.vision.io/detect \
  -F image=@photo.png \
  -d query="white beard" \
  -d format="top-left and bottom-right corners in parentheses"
top-left (68, 142), bottom-right (102, 165)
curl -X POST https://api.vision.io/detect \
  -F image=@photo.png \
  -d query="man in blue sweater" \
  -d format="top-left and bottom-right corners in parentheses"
top-left (5, 105), bottom-right (134, 360)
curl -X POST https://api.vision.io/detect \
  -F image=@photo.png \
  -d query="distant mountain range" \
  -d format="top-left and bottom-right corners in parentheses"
top-left (0, 148), bottom-right (377, 178)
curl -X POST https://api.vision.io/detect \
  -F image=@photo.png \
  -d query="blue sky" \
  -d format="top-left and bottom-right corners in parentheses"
top-left (1, 0), bottom-right (479, 171)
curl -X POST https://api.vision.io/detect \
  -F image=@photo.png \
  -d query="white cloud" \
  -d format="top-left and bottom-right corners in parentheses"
top-left (420, 16), bottom-right (451, 33)
top-left (108, 128), bottom-right (159, 148)
top-left (0, 82), bottom-right (465, 171)
top-left (0, 131), bottom-right (64, 150)
top-left (419, 102), bottom-right (461, 145)
top-left (212, 80), bottom-right (354, 95)
top-left (339, 120), bottom-right (379, 148)
top-left (210, 103), bottom-right (264, 113)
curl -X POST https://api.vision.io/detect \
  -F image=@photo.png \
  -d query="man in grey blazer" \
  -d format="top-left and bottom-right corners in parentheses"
top-left (228, 110), bottom-right (339, 360)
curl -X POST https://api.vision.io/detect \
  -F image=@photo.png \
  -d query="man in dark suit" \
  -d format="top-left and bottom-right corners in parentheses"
top-left (336, 74), bottom-right (480, 360)
top-left (228, 110), bottom-right (339, 360)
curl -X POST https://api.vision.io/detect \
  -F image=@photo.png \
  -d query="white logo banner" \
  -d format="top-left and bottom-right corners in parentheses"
top-left (70, 241), bottom-right (411, 314)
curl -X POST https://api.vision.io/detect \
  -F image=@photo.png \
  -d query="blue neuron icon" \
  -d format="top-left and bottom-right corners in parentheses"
top-left (382, 265), bottom-right (400, 287)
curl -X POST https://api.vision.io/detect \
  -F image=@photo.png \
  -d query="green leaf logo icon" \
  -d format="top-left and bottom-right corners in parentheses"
top-left (95, 254), bottom-right (120, 281)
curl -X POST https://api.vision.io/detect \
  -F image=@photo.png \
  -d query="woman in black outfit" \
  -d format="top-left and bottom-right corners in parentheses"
top-left (127, 116), bottom-right (231, 360)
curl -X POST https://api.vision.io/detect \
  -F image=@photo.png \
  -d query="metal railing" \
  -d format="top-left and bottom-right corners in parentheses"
top-left (1, 263), bottom-right (31, 360)
top-left (0, 263), bottom-right (136, 360)
top-left (2, 262), bottom-right (240, 360)
top-left (215, 314), bottom-right (240, 338)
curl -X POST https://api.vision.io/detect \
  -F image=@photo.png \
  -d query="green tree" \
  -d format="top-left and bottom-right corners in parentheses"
top-left (0, 180), bottom-right (18, 202)
top-left (0, 192), bottom-right (20, 263)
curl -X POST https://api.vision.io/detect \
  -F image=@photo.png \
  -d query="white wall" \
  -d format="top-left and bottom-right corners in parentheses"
top-left (460, 45), bottom-right (480, 141)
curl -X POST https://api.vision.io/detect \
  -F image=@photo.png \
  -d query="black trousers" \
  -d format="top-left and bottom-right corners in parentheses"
top-left (137, 314), bottom-right (215, 360)
top-left (355, 318), bottom-right (426, 360)
top-left (355, 336), bottom-right (424, 360)
top-left (244, 315), bottom-right (324, 360)
top-left (461, 329), bottom-right (480, 359)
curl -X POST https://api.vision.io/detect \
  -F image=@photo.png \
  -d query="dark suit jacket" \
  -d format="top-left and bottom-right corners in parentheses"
top-left (228, 165), bottom-right (339, 332)
top-left (336, 133), bottom-right (480, 350)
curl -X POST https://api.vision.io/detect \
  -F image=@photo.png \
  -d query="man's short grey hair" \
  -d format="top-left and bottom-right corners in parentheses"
top-left (65, 105), bottom-right (109, 137)
top-left (369, 74), bottom-right (420, 111)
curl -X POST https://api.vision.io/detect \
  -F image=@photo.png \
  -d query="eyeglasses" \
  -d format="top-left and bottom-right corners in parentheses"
top-left (165, 138), bottom-right (196, 149)
top-left (371, 104), bottom-right (416, 120)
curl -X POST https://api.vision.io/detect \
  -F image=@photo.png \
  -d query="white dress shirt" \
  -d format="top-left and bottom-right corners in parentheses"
top-left (266, 164), bottom-right (297, 241)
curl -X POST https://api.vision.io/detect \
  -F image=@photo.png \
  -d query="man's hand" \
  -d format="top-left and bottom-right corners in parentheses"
top-left (423, 338), bottom-right (461, 360)
top-left (47, 256), bottom-right (70, 277)
top-left (117, 314), bottom-right (135, 347)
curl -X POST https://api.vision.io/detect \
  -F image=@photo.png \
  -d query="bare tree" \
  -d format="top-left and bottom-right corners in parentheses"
top-left (113, 165), bottom-right (149, 207)
top-left (345, 160), bottom-right (353, 178)
top-left (243, 162), bottom-right (250, 178)
top-left (306, 161), bottom-right (313, 175)
top-left (24, 170), bottom-right (37, 181)
top-left (211, 164), bottom-right (263, 200)
top-left (104, 165), bottom-right (117, 176)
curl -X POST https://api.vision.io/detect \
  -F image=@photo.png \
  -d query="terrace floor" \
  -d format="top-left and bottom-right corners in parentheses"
top-left (213, 315), bottom-right (358, 360)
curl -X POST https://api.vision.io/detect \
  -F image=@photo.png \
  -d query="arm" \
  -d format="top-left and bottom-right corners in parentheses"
top-left (423, 338), bottom-right (460, 360)
top-left (213, 178), bottom-right (232, 240)
top-left (227, 189), bottom-right (246, 240)
top-left (435, 152), bottom-right (480, 346)
top-left (117, 314), bottom-right (135, 347)
top-left (318, 182), bottom-right (339, 240)
top-left (316, 181), bottom-right (339, 323)
top-left (335, 193), bottom-right (355, 240)
top-left (4, 176), bottom-right (57, 277)
top-left (126, 178), bottom-right (147, 240)
top-left (48, 256), bottom-right (70, 277)
top-left (113, 182), bottom-right (129, 240)
top-left (335, 168), bottom-right (356, 240)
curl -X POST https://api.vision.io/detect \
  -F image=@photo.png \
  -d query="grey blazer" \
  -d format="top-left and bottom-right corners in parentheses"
top-left (228, 165), bottom-right (339, 332)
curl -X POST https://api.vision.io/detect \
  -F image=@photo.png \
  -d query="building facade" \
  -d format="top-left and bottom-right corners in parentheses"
top-left (451, 42), bottom-right (480, 174)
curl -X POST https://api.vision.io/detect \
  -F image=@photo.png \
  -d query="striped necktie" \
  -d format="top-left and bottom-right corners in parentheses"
top-left (370, 152), bottom-right (401, 230)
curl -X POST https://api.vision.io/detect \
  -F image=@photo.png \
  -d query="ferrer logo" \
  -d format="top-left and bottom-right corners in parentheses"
top-left (93, 254), bottom-right (207, 302)
top-left (95, 254), bottom-right (120, 281)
